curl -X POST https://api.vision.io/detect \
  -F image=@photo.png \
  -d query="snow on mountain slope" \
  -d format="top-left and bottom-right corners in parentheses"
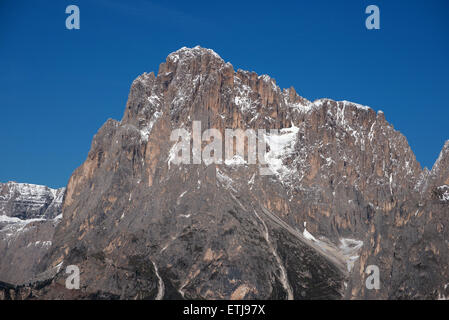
top-left (0, 182), bottom-right (65, 219)
top-left (0, 182), bottom-right (65, 284)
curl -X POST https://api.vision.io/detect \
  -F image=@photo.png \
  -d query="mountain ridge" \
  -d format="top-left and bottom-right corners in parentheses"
top-left (1, 46), bottom-right (448, 300)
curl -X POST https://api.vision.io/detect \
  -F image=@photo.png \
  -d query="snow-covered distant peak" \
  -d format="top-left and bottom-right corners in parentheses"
top-left (1, 181), bottom-right (64, 199)
top-left (0, 182), bottom-right (65, 220)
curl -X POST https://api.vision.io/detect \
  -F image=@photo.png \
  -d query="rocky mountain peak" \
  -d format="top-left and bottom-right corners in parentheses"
top-left (432, 140), bottom-right (449, 175)
top-left (166, 46), bottom-right (225, 65)
top-left (1, 47), bottom-right (448, 300)
top-left (425, 140), bottom-right (449, 197)
top-left (0, 182), bottom-right (65, 220)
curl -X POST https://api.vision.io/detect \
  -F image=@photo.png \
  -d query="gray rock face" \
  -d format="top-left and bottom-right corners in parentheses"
top-left (0, 182), bottom-right (65, 220)
top-left (0, 182), bottom-right (65, 284)
top-left (1, 47), bottom-right (448, 300)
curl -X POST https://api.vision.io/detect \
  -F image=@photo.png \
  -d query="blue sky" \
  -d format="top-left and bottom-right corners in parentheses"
top-left (1, 0), bottom-right (448, 188)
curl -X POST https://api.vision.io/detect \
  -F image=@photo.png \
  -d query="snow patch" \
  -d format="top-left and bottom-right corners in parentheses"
top-left (303, 228), bottom-right (318, 242)
top-left (141, 111), bottom-right (162, 142)
top-left (234, 83), bottom-right (257, 113)
top-left (437, 185), bottom-right (449, 202)
top-left (263, 125), bottom-right (299, 181)
top-left (225, 155), bottom-right (246, 167)
top-left (0, 215), bottom-right (45, 225)
top-left (339, 238), bottom-right (364, 272)
top-left (216, 169), bottom-right (236, 192)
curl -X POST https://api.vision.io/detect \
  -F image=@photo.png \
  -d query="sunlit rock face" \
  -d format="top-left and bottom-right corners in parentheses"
top-left (1, 47), bottom-right (448, 300)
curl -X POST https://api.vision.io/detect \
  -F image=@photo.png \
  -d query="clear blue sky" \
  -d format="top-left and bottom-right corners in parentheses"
top-left (1, 0), bottom-right (448, 188)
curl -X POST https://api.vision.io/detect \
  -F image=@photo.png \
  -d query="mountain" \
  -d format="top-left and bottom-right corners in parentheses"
top-left (0, 182), bottom-right (65, 220)
top-left (1, 46), bottom-right (448, 300)
top-left (0, 182), bottom-right (65, 285)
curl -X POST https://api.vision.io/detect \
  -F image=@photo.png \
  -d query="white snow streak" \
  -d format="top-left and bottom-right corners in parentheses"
top-left (253, 210), bottom-right (293, 300)
top-left (151, 260), bottom-right (165, 300)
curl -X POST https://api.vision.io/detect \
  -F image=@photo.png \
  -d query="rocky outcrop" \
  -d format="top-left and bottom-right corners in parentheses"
top-left (0, 182), bottom-right (65, 284)
top-left (0, 182), bottom-right (65, 220)
top-left (1, 47), bottom-right (448, 299)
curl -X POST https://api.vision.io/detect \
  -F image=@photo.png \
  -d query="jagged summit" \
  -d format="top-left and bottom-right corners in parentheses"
top-left (428, 140), bottom-right (449, 190)
top-left (1, 48), bottom-right (448, 300)
top-left (129, 46), bottom-right (383, 129)
top-left (434, 140), bottom-right (449, 167)
top-left (431, 140), bottom-right (449, 174)
top-left (137, 46), bottom-right (380, 123)
top-left (167, 46), bottom-right (224, 64)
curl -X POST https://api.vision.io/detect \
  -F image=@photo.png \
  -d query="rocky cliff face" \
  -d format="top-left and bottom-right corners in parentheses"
top-left (0, 182), bottom-right (65, 220)
top-left (1, 47), bottom-right (447, 300)
top-left (0, 182), bottom-right (65, 285)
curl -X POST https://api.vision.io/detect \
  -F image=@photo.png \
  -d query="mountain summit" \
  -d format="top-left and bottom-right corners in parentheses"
top-left (1, 47), bottom-right (448, 300)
